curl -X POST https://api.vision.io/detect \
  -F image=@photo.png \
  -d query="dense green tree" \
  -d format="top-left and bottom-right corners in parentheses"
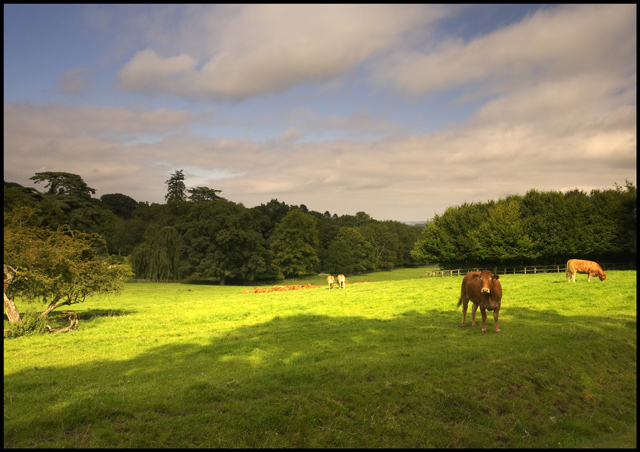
top-left (469, 197), bottom-right (538, 265)
top-left (130, 226), bottom-right (182, 281)
top-left (4, 182), bottom-right (43, 211)
top-left (382, 221), bottom-right (426, 266)
top-left (614, 180), bottom-right (637, 259)
top-left (336, 211), bottom-right (373, 228)
top-left (165, 169), bottom-right (187, 203)
top-left (102, 217), bottom-right (147, 256)
top-left (359, 222), bottom-right (399, 269)
top-left (254, 198), bottom-right (291, 240)
top-left (270, 209), bottom-right (321, 278)
top-left (411, 218), bottom-right (456, 265)
top-left (187, 186), bottom-right (224, 202)
top-left (324, 227), bottom-right (375, 274)
top-left (29, 171), bottom-right (96, 199)
top-left (178, 200), bottom-right (269, 284)
top-left (521, 189), bottom-right (569, 263)
top-left (100, 193), bottom-right (139, 219)
top-left (13, 173), bottom-right (112, 234)
top-left (413, 203), bottom-right (490, 267)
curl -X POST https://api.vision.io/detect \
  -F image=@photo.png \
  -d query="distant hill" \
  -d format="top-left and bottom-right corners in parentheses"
top-left (401, 221), bottom-right (426, 228)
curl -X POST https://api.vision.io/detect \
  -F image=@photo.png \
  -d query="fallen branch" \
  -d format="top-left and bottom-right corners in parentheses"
top-left (45, 311), bottom-right (78, 334)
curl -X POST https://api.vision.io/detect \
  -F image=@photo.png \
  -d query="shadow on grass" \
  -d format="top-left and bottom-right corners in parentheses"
top-left (75, 309), bottom-right (136, 320)
top-left (4, 308), bottom-right (636, 448)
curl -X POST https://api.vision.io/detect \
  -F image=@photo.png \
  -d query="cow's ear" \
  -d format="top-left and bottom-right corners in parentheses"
top-left (473, 274), bottom-right (481, 279)
top-left (493, 274), bottom-right (499, 280)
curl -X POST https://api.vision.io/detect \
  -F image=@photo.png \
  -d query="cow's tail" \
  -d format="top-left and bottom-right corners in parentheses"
top-left (456, 297), bottom-right (462, 309)
top-left (565, 261), bottom-right (570, 279)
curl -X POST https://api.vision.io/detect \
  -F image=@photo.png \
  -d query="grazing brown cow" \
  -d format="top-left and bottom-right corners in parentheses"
top-left (336, 274), bottom-right (346, 288)
top-left (327, 275), bottom-right (335, 289)
top-left (566, 259), bottom-right (607, 282)
top-left (457, 270), bottom-right (502, 333)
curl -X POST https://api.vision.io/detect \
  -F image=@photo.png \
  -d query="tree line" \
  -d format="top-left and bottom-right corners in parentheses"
top-left (411, 182), bottom-right (636, 269)
top-left (5, 171), bottom-right (636, 285)
top-left (4, 171), bottom-right (425, 285)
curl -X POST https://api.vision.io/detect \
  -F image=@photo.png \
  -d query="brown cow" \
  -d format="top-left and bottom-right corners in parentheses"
top-left (336, 274), bottom-right (346, 288)
top-left (457, 270), bottom-right (502, 333)
top-left (566, 259), bottom-right (607, 282)
top-left (327, 275), bottom-right (335, 289)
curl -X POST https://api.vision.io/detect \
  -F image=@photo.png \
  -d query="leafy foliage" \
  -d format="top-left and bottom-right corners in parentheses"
top-left (177, 200), bottom-right (269, 284)
top-left (187, 186), bottom-right (224, 202)
top-left (30, 171), bottom-right (96, 198)
top-left (3, 308), bottom-right (48, 338)
top-left (4, 207), bottom-right (131, 316)
top-left (5, 171), bottom-right (636, 285)
top-left (100, 193), bottom-right (139, 219)
top-left (270, 209), bottom-right (321, 278)
top-left (165, 169), bottom-right (187, 203)
top-left (324, 227), bottom-right (375, 274)
top-left (130, 226), bottom-right (182, 281)
top-left (414, 183), bottom-right (636, 268)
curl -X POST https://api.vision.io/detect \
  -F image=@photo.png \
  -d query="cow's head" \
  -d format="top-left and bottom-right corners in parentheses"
top-left (475, 270), bottom-right (499, 293)
top-left (599, 273), bottom-right (607, 282)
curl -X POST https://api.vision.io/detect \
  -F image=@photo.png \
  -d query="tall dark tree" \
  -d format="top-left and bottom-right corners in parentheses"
top-left (270, 209), bottom-right (320, 278)
top-left (324, 227), bottom-right (375, 274)
top-left (469, 197), bottom-right (538, 265)
top-left (521, 189), bottom-right (569, 263)
top-left (130, 226), bottom-right (182, 281)
top-left (384, 221), bottom-right (426, 266)
top-left (102, 217), bottom-right (147, 256)
top-left (178, 200), bottom-right (270, 284)
top-left (187, 186), bottom-right (224, 202)
top-left (30, 172), bottom-right (96, 199)
top-left (20, 172), bottom-right (114, 234)
top-left (165, 169), bottom-right (187, 203)
top-left (359, 222), bottom-right (399, 270)
top-left (100, 193), bottom-right (139, 219)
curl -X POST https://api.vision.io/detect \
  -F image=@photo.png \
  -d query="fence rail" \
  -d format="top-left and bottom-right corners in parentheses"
top-left (425, 262), bottom-right (635, 278)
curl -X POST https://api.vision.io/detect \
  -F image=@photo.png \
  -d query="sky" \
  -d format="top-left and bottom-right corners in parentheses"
top-left (3, 4), bottom-right (636, 222)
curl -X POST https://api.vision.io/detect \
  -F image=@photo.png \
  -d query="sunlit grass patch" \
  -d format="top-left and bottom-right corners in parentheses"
top-left (4, 269), bottom-right (636, 448)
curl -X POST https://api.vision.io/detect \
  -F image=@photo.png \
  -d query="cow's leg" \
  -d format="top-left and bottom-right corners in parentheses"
top-left (461, 299), bottom-right (469, 327)
top-left (480, 306), bottom-right (488, 333)
top-left (471, 303), bottom-right (479, 326)
top-left (493, 307), bottom-right (500, 333)
top-left (588, 272), bottom-right (592, 282)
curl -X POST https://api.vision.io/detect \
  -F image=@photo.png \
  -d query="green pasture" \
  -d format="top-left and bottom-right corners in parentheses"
top-left (4, 268), bottom-right (636, 448)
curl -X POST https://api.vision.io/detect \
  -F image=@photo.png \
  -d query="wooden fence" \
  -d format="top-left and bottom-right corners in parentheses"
top-left (425, 262), bottom-right (635, 278)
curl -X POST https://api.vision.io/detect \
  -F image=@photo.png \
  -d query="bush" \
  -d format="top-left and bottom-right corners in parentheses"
top-left (4, 308), bottom-right (48, 338)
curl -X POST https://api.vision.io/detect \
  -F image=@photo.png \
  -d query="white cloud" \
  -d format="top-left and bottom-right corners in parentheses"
top-left (3, 99), bottom-right (636, 220)
top-left (3, 4), bottom-right (636, 221)
top-left (115, 4), bottom-right (448, 100)
top-left (372, 4), bottom-right (636, 97)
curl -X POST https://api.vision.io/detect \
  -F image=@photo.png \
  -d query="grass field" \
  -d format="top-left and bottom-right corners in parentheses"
top-left (4, 268), bottom-right (636, 448)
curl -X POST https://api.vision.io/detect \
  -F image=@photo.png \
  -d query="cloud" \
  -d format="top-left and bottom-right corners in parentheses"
top-left (3, 99), bottom-right (635, 220)
top-left (372, 4), bottom-right (636, 98)
top-left (4, 5), bottom-right (636, 221)
top-left (115, 4), bottom-right (448, 100)
top-left (57, 68), bottom-right (94, 95)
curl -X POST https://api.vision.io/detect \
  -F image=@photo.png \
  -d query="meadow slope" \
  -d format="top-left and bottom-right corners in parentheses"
top-left (4, 269), bottom-right (636, 448)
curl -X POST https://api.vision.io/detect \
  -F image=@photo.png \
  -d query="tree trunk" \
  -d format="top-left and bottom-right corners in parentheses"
top-left (4, 264), bottom-right (21, 323)
top-left (4, 293), bottom-right (21, 324)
